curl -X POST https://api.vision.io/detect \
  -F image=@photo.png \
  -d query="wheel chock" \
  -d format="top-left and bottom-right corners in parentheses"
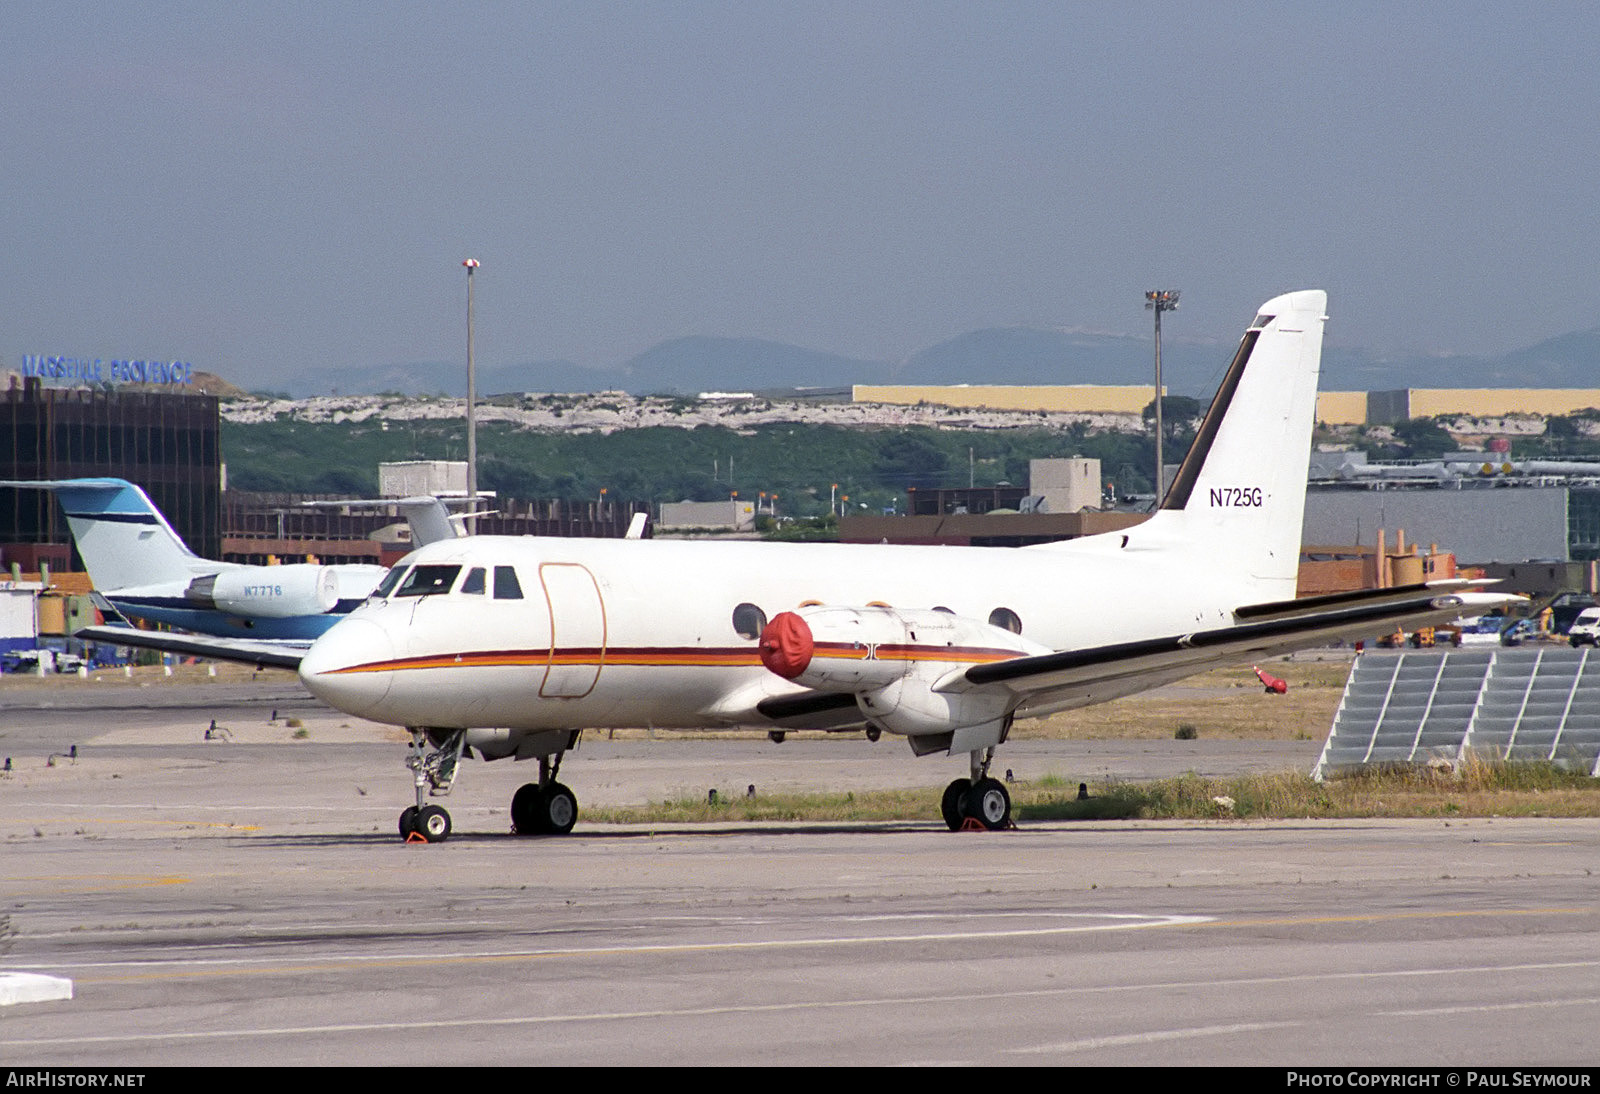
top-left (957, 817), bottom-right (1016, 832)
top-left (404, 830), bottom-right (429, 844)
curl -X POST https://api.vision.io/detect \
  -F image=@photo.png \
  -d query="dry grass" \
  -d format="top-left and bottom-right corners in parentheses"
top-left (584, 756), bottom-right (1600, 825)
top-left (1020, 754), bottom-right (1600, 820)
top-left (1012, 658), bottom-right (1352, 742)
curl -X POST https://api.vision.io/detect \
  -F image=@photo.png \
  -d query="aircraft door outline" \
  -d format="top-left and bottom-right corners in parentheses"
top-left (539, 562), bottom-right (607, 698)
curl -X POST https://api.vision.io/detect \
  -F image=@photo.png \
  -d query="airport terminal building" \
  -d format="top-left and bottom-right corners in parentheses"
top-left (0, 376), bottom-right (221, 569)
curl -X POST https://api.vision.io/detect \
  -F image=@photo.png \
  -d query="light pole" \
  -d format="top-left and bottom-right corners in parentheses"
top-left (1144, 289), bottom-right (1180, 502)
top-left (464, 259), bottom-right (480, 534)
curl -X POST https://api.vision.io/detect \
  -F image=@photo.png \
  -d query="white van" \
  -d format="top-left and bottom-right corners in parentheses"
top-left (1568, 607), bottom-right (1600, 647)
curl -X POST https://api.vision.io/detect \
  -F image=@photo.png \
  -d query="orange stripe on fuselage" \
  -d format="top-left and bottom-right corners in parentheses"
top-left (322, 643), bottom-right (1024, 676)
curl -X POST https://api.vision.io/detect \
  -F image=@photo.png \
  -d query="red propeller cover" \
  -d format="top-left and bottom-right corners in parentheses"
top-left (759, 611), bottom-right (814, 678)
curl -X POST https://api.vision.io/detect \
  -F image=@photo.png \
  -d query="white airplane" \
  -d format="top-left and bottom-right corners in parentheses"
top-left (279, 289), bottom-right (1512, 842)
top-left (1, 478), bottom-right (456, 654)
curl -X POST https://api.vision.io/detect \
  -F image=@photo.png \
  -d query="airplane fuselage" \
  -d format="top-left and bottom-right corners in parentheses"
top-left (298, 529), bottom-right (1266, 735)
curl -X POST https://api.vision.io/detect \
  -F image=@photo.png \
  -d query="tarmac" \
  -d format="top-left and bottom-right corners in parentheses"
top-left (1, 672), bottom-right (1597, 1067)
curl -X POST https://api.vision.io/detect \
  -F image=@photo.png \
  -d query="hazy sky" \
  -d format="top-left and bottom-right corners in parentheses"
top-left (6, 2), bottom-right (1598, 386)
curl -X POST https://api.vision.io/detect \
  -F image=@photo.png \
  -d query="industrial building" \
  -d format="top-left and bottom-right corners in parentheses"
top-left (1305, 450), bottom-right (1600, 567)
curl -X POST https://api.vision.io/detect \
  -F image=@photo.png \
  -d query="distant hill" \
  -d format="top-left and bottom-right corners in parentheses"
top-left (894, 327), bottom-right (1235, 393)
top-left (267, 324), bottom-right (1600, 401)
top-left (623, 336), bottom-right (886, 394)
top-left (1488, 328), bottom-right (1600, 386)
top-left (276, 358), bottom-right (622, 399)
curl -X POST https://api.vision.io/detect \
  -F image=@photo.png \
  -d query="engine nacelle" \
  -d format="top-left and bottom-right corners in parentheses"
top-left (759, 605), bottom-right (1051, 738)
top-left (188, 564), bottom-right (341, 618)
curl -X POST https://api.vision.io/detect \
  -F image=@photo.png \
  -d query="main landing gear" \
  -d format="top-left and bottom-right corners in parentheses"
top-left (510, 752), bottom-right (578, 836)
top-left (940, 746), bottom-right (1012, 831)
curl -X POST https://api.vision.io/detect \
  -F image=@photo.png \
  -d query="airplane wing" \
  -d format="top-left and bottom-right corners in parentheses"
top-left (75, 625), bottom-right (305, 671)
top-left (951, 580), bottom-right (1517, 713)
top-left (740, 580), bottom-right (1519, 731)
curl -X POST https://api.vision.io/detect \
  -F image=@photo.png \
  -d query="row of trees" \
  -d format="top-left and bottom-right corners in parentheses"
top-left (221, 414), bottom-right (1198, 517)
top-left (226, 401), bottom-right (1598, 518)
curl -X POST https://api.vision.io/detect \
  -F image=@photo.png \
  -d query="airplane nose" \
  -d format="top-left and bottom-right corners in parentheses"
top-left (298, 618), bottom-right (396, 719)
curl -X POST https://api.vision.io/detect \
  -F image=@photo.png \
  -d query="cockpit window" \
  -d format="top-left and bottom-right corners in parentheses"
top-left (493, 566), bottom-right (524, 600)
top-left (371, 566), bottom-right (407, 600)
top-left (396, 564), bottom-right (462, 597)
top-left (460, 567), bottom-right (486, 595)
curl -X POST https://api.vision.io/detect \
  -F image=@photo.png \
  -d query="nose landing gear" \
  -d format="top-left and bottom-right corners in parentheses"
top-left (398, 727), bottom-right (466, 843)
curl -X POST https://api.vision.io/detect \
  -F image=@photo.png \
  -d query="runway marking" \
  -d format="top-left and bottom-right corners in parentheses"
top-left (27, 912), bottom-right (1215, 980)
top-left (4, 800), bottom-right (371, 813)
top-left (6, 965), bottom-right (1600, 1051)
top-left (0, 997), bottom-right (1311, 1050)
top-left (1200, 906), bottom-right (1593, 930)
top-left (3, 874), bottom-right (189, 892)
top-left (1378, 996), bottom-right (1600, 1018)
top-left (1007, 1020), bottom-right (1300, 1055)
top-left (12, 908), bottom-right (1596, 983)
top-left (0, 814), bottom-right (260, 830)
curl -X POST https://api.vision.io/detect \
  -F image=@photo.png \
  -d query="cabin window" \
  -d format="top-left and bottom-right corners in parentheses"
top-left (460, 567), bottom-right (486, 595)
top-left (493, 566), bottom-right (524, 600)
top-left (371, 566), bottom-right (407, 600)
top-left (732, 602), bottom-right (767, 640)
top-left (396, 565), bottom-right (461, 597)
top-left (932, 605), bottom-right (954, 614)
top-left (988, 607), bottom-right (1022, 634)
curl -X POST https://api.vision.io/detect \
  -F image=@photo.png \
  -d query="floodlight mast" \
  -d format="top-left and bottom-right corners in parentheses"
top-left (1144, 289), bottom-right (1180, 504)
top-left (464, 258), bottom-right (480, 534)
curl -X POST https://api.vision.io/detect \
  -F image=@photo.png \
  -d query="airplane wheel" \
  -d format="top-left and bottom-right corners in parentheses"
top-left (865, 727), bottom-right (881, 742)
top-left (963, 778), bottom-right (1011, 830)
top-left (415, 804), bottom-right (452, 843)
top-left (399, 806), bottom-right (419, 838)
top-left (941, 778), bottom-right (972, 831)
top-left (511, 782), bottom-right (546, 835)
top-left (542, 783), bottom-right (579, 836)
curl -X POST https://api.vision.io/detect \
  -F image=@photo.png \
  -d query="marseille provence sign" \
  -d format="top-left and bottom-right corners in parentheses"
top-left (20, 355), bottom-right (195, 387)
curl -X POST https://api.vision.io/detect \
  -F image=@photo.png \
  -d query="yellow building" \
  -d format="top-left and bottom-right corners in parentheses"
top-left (854, 384), bottom-right (1600, 426)
top-left (1383, 389), bottom-right (1600, 420)
top-left (1313, 392), bottom-right (1368, 425)
top-left (853, 383), bottom-right (1379, 425)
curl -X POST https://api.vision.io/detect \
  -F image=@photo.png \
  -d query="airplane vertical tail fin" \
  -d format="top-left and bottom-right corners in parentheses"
top-left (0, 478), bottom-right (214, 593)
top-left (1112, 290), bottom-right (1328, 602)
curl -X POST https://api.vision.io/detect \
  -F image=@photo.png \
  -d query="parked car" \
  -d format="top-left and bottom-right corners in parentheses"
top-left (1501, 619), bottom-right (1537, 647)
